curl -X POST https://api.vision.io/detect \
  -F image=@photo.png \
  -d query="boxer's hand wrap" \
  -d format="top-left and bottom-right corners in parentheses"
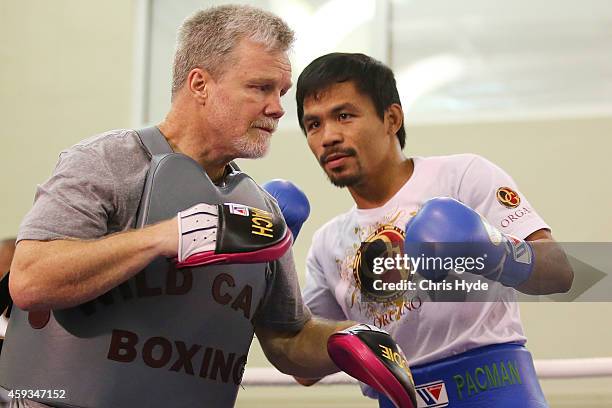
top-left (177, 202), bottom-right (291, 268)
top-left (328, 324), bottom-right (417, 408)
top-left (404, 197), bottom-right (534, 287)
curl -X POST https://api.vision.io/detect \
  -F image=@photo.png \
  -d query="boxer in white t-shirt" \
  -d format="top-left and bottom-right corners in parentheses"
top-left (290, 53), bottom-right (573, 408)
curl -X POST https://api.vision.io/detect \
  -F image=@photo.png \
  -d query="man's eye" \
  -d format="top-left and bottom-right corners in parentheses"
top-left (306, 121), bottom-right (320, 131)
top-left (339, 113), bottom-right (352, 120)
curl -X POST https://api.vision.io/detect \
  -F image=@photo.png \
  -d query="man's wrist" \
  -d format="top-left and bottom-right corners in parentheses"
top-left (144, 218), bottom-right (179, 258)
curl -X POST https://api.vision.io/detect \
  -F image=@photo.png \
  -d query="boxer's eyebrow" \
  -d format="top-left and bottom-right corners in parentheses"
top-left (330, 103), bottom-right (359, 114)
top-left (303, 102), bottom-right (361, 123)
top-left (302, 113), bottom-right (319, 124)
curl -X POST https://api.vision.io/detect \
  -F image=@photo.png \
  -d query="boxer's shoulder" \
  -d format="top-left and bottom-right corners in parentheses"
top-left (413, 154), bottom-right (499, 195)
top-left (414, 153), bottom-right (487, 175)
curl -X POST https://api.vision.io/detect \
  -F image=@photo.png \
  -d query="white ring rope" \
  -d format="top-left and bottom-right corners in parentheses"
top-left (242, 358), bottom-right (612, 386)
top-left (534, 358), bottom-right (612, 379)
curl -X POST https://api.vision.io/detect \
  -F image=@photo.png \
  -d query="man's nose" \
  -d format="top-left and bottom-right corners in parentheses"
top-left (264, 94), bottom-right (285, 119)
top-left (321, 122), bottom-right (344, 147)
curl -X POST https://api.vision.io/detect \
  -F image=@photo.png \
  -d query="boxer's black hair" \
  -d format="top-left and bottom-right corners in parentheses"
top-left (296, 53), bottom-right (406, 149)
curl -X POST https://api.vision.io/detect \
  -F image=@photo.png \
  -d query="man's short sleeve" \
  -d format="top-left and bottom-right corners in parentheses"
top-left (17, 147), bottom-right (116, 242)
top-left (303, 230), bottom-right (346, 321)
top-left (457, 155), bottom-right (550, 239)
top-left (253, 248), bottom-right (312, 332)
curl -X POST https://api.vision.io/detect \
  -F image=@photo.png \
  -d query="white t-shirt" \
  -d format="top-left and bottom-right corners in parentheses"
top-left (304, 154), bottom-right (549, 367)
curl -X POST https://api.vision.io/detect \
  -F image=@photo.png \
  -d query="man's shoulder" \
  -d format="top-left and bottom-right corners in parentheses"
top-left (67, 129), bottom-right (142, 155)
top-left (416, 153), bottom-right (484, 169)
top-left (415, 153), bottom-right (495, 182)
top-left (54, 129), bottom-right (150, 182)
top-left (59, 129), bottom-right (148, 168)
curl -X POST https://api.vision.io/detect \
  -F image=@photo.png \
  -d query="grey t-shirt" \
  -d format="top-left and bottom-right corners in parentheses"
top-left (17, 129), bottom-right (310, 331)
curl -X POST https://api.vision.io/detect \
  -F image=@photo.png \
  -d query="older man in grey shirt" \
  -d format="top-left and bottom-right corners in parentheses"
top-left (3, 5), bottom-right (356, 408)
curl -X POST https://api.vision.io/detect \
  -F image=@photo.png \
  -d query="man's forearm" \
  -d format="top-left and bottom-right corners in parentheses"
top-left (257, 318), bottom-right (356, 378)
top-left (9, 220), bottom-right (177, 311)
top-left (517, 239), bottom-right (574, 295)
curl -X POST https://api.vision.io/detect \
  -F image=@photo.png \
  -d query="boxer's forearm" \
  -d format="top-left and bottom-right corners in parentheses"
top-left (517, 238), bottom-right (574, 295)
top-left (256, 318), bottom-right (356, 378)
top-left (9, 219), bottom-right (177, 311)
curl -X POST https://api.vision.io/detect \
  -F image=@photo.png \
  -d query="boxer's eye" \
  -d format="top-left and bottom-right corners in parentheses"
top-left (306, 121), bottom-right (320, 131)
top-left (338, 113), bottom-right (352, 121)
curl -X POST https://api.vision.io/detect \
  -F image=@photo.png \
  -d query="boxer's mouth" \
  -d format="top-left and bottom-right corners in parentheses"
top-left (320, 149), bottom-right (356, 166)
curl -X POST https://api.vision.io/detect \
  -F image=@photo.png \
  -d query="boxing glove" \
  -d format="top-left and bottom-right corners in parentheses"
top-left (404, 197), bottom-right (534, 287)
top-left (262, 179), bottom-right (310, 241)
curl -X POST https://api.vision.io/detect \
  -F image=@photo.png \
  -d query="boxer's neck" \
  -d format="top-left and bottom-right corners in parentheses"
top-left (349, 157), bottom-right (414, 210)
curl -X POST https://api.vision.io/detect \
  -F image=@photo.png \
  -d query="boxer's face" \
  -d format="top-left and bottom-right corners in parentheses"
top-left (205, 39), bottom-right (292, 158)
top-left (303, 81), bottom-right (395, 187)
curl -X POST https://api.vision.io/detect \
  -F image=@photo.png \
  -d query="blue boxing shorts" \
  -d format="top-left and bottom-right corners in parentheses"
top-left (378, 343), bottom-right (548, 408)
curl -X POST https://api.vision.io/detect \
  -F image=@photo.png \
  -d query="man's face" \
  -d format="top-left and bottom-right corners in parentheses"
top-left (302, 81), bottom-right (393, 187)
top-left (205, 39), bottom-right (292, 159)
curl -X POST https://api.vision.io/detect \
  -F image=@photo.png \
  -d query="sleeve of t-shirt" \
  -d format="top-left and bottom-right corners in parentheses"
top-left (253, 248), bottom-right (312, 332)
top-left (302, 229), bottom-right (347, 321)
top-left (17, 146), bottom-right (116, 242)
top-left (457, 154), bottom-right (550, 240)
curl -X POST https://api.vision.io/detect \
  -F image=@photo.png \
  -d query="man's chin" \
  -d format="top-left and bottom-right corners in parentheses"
top-left (327, 172), bottom-right (361, 188)
top-left (242, 148), bottom-right (269, 159)
top-left (235, 136), bottom-right (271, 159)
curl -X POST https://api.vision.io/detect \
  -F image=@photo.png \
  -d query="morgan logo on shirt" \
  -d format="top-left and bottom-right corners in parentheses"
top-left (415, 380), bottom-right (449, 407)
top-left (496, 187), bottom-right (521, 209)
top-left (499, 206), bottom-right (532, 229)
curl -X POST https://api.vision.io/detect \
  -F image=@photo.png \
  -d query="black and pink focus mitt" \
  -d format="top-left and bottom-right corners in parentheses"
top-left (176, 202), bottom-right (291, 268)
top-left (328, 324), bottom-right (417, 408)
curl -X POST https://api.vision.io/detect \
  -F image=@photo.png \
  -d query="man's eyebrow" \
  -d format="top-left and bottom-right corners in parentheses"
top-left (302, 113), bottom-right (319, 123)
top-left (306, 103), bottom-right (359, 116)
top-left (248, 77), bottom-right (293, 88)
top-left (303, 102), bottom-right (361, 123)
top-left (330, 103), bottom-right (359, 113)
top-left (247, 77), bottom-right (275, 83)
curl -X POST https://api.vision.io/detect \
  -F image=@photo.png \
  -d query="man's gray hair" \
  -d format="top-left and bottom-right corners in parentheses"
top-left (172, 4), bottom-right (295, 97)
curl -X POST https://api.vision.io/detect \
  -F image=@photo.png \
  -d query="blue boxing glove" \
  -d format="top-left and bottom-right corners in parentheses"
top-left (404, 197), bottom-right (534, 287)
top-left (262, 179), bottom-right (310, 241)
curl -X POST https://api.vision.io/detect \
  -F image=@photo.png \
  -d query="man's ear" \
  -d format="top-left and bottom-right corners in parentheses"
top-left (385, 103), bottom-right (404, 139)
top-left (186, 68), bottom-right (212, 104)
